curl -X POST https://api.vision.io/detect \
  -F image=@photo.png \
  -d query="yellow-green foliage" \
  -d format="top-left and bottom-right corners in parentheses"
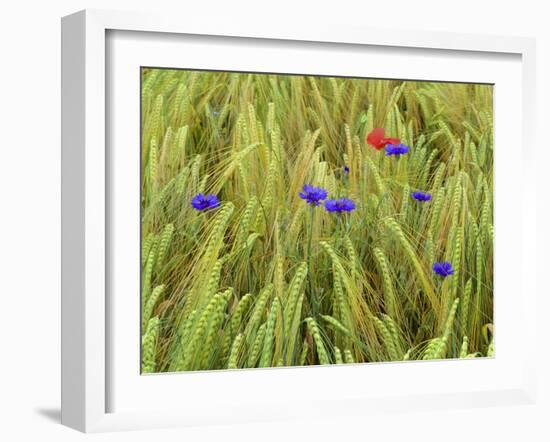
top-left (141, 317), bottom-right (160, 373)
top-left (141, 68), bottom-right (494, 372)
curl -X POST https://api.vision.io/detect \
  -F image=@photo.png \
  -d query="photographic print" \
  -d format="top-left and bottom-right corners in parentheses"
top-left (140, 68), bottom-right (493, 373)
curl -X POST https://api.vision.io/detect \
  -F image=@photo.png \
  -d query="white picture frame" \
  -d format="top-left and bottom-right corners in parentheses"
top-left (61, 9), bottom-right (537, 433)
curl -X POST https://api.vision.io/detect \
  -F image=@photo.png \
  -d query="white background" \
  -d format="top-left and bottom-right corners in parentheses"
top-left (0, 1), bottom-right (548, 441)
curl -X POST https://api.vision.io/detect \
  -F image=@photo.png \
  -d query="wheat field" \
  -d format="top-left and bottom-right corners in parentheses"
top-left (140, 68), bottom-right (494, 373)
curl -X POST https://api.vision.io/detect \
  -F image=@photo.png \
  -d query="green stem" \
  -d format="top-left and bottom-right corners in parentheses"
top-left (334, 213), bottom-right (349, 251)
top-left (334, 214), bottom-right (341, 249)
top-left (307, 205), bottom-right (315, 263)
top-left (306, 205), bottom-right (319, 317)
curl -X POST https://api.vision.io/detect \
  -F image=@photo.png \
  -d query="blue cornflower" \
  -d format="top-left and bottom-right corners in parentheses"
top-left (191, 193), bottom-right (220, 211)
top-left (299, 184), bottom-right (328, 206)
top-left (385, 143), bottom-right (410, 156)
top-left (343, 165), bottom-right (350, 174)
top-left (411, 191), bottom-right (432, 202)
top-left (433, 262), bottom-right (455, 277)
top-left (325, 198), bottom-right (356, 213)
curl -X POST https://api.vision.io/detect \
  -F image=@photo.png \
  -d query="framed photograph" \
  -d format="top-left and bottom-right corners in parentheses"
top-left (61, 9), bottom-right (537, 433)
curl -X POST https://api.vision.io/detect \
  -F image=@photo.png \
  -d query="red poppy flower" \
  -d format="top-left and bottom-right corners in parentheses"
top-left (366, 128), bottom-right (400, 151)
